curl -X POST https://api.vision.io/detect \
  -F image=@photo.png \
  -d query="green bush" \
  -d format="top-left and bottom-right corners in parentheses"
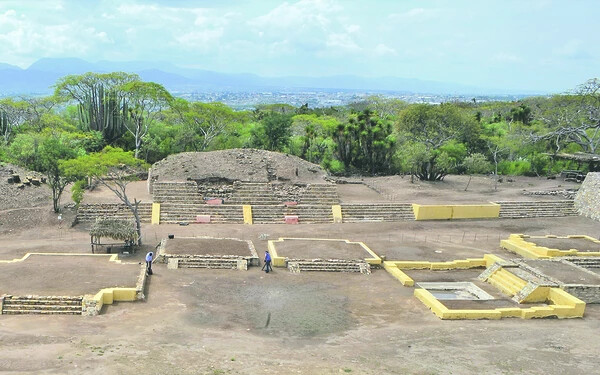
top-left (498, 160), bottom-right (532, 176)
top-left (71, 179), bottom-right (87, 206)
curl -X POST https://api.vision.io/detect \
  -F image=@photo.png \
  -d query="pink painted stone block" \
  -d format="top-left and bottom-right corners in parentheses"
top-left (284, 201), bottom-right (298, 206)
top-left (284, 215), bottom-right (299, 224)
top-left (195, 215), bottom-right (211, 223)
top-left (206, 199), bottom-right (223, 205)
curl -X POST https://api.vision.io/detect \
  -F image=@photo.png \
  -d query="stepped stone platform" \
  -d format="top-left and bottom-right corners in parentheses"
top-left (495, 200), bottom-right (577, 218)
top-left (269, 238), bottom-right (380, 274)
top-left (0, 254), bottom-right (141, 315)
top-left (159, 203), bottom-right (244, 224)
top-left (77, 203), bottom-right (153, 223)
top-left (227, 182), bottom-right (280, 205)
top-left (152, 181), bottom-right (203, 204)
top-left (157, 237), bottom-right (259, 270)
top-left (299, 184), bottom-right (340, 205)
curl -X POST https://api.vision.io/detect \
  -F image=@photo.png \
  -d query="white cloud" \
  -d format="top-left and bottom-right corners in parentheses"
top-left (373, 43), bottom-right (397, 57)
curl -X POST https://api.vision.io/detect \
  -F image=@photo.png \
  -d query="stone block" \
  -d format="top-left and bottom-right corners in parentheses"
top-left (195, 215), bottom-right (211, 223)
top-left (284, 215), bottom-right (299, 224)
top-left (206, 199), bottom-right (223, 205)
top-left (167, 258), bottom-right (179, 269)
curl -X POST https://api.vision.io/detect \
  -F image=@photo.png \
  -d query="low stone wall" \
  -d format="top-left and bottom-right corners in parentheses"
top-left (562, 285), bottom-right (600, 303)
top-left (575, 172), bottom-right (600, 221)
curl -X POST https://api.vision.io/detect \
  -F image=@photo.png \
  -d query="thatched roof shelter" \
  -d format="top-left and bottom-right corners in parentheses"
top-left (90, 218), bottom-right (138, 243)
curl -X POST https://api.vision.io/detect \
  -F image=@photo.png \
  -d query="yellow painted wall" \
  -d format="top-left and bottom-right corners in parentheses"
top-left (243, 205), bottom-right (253, 225)
top-left (412, 203), bottom-right (500, 220)
top-left (151, 203), bottom-right (161, 224)
top-left (331, 205), bottom-right (342, 223)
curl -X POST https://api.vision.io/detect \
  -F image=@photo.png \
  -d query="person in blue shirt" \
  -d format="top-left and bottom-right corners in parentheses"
top-left (145, 251), bottom-right (153, 274)
top-left (262, 250), bottom-right (272, 273)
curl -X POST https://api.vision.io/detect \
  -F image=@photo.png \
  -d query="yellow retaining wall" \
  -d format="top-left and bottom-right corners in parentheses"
top-left (331, 205), bottom-right (343, 223)
top-left (383, 254), bottom-right (504, 287)
top-left (243, 205), bottom-right (253, 225)
top-left (412, 203), bottom-right (500, 220)
top-left (151, 203), bottom-right (161, 224)
top-left (415, 287), bottom-right (585, 320)
top-left (88, 287), bottom-right (138, 312)
top-left (501, 234), bottom-right (600, 259)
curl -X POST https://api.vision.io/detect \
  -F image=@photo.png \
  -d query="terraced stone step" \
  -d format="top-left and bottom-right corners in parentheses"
top-left (4, 304), bottom-right (83, 311)
top-left (288, 260), bottom-right (370, 274)
top-left (2, 309), bottom-right (83, 315)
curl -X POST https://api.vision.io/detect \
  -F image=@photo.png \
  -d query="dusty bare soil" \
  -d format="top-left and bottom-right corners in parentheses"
top-left (1, 173), bottom-right (600, 374)
top-left (528, 237), bottom-right (600, 252)
top-left (360, 174), bottom-right (581, 203)
top-left (0, 254), bottom-right (141, 295)
top-left (273, 239), bottom-right (370, 260)
top-left (164, 238), bottom-right (252, 256)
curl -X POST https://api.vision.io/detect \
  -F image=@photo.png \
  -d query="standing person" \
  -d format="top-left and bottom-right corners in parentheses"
top-left (262, 250), bottom-right (273, 273)
top-left (146, 251), bottom-right (153, 275)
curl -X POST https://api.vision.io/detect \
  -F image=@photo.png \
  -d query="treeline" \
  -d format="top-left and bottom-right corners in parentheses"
top-left (1, 73), bottom-right (599, 195)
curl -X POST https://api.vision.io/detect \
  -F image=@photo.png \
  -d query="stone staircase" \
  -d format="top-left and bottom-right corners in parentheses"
top-left (227, 182), bottom-right (280, 205)
top-left (77, 203), bottom-right (153, 223)
top-left (287, 259), bottom-right (370, 274)
top-left (1, 296), bottom-right (83, 315)
top-left (152, 181), bottom-right (203, 204)
top-left (565, 258), bottom-right (600, 268)
top-left (495, 200), bottom-right (578, 218)
top-left (159, 203), bottom-right (244, 224)
top-left (299, 184), bottom-right (340, 205)
top-left (173, 256), bottom-right (247, 270)
top-left (341, 203), bottom-right (415, 222)
top-left (481, 265), bottom-right (527, 297)
top-left (251, 204), bottom-right (334, 224)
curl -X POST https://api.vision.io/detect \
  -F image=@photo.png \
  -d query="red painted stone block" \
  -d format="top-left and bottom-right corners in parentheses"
top-left (284, 215), bottom-right (299, 224)
top-left (195, 215), bottom-right (211, 223)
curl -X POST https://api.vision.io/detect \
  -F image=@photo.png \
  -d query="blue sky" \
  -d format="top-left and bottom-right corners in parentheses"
top-left (0, 0), bottom-right (598, 92)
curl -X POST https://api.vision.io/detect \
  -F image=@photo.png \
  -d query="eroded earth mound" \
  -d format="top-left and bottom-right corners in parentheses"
top-left (149, 149), bottom-right (330, 184)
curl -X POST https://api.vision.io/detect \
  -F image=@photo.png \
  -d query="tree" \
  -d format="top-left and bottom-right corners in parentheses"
top-left (463, 153), bottom-right (492, 191)
top-left (120, 81), bottom-right (173, 158)
top-left (174, 100), bottom-right (238, 152)
top-left (251, 113), bottom-right (292, 151)
top-left (533, 79), bottom-right (600, 154)
top-left (54, 72), bottom-right (139, 143)
top-left (0, 98), bottom-right (32, 142)
top-left (397, 103), bottom-right (478, 180)
top-left (9, 129), bottom-right (84, 212)
top-left (61, 147), bottom-right (148, 245)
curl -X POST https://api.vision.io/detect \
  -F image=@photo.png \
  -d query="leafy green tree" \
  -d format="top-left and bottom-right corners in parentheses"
top-left (173, 100), bottom-right (240, 152)
top-left (251, 113), bottom-right (292, 151)
top-left (9, 129), bottom-right (85, 212)
top-left (0, 98), bottom-right (32, 142)
top-left (60, 146), bottom-right (148, 245)
top-left (120, 81), bottom-right (173, 158)
top-left (463, 153), bottom-right (492, 191)
top-left (396, 103), bottom-right (478, 180)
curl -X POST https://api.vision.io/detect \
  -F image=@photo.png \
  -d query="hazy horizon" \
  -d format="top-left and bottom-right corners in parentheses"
top-left (1, 0), bottom-right (598, 93)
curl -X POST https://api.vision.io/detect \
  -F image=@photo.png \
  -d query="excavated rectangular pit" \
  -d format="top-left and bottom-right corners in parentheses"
top-left (162, 237), bottom-right (259, 266)
top-left (417, 282), bottom-right (495, 300)
top-left (272, 238), bottom-right (372, 260)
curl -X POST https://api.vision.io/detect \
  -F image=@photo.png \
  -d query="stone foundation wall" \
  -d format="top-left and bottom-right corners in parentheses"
top-left (561, 285), bottom-right (600, 303)
top-left (575, 172), bottom-right (600, 221)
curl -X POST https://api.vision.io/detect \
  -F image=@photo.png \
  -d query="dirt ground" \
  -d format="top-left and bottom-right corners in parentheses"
top-left (528, 237), bottom-right (600, 252)
top-left (164, 238), bottom-right (252, 256)
top-left (272, 239), bottom-right (370, 260)
top-left (1, 174), bottom-right (600, 374)
top-left (0, 255), bottom-right (141, 295)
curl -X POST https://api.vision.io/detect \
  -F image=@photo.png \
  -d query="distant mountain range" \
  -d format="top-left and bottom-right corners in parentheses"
top-left (0, 57), bottom-right (540, 96)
